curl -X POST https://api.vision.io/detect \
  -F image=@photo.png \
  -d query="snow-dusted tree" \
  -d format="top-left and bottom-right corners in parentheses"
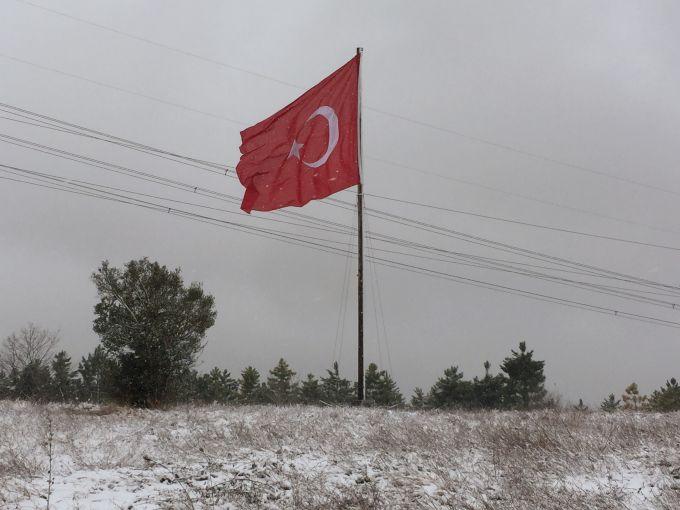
top-left (92, 258), bottom-right (216, 407)
top-left (321, 361), bottom-right (355, 404)
top-left (78, 345), bottom-right (118, 403)
top-left (299, 373), bottom-right (322, 404)
top-left (364, 363), bottom-right (382, 404)
top-left (239, 366), bottom-right (266, 403)
top-left (375, 371), bottom-right (404, 406)
top-left (364, 363), bottom-right (403, 406)
top-left (0, 323), bottom-right (59, 375)
top-left (428, 366), bottom-right (473, 408)
top-left (14, 360), bottom-right (51, 401)
top-left (600, 393), bottom-right (621, 412)
top-left (267, 358), bottom-right (298, 404)
top-left (50, 351), bottom-right (78, 402)
top-left (197, 368), bottom-right (238, 404)
top-left (622, 382), bottom-right (647, 411)
top-left (472, 361), bottom-right (506, 409)
top-left (648, 378), bottom-right (680, 412)
top-left (0, 370), bottom-right (10, 399)
top-left (410, 387), bottom-right (427, 408)
top-left (500, 342), bottom-right (546, 408)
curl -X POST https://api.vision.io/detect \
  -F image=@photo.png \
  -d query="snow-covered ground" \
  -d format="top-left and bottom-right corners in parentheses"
top-left (0, 401), bottom-right (678, 509)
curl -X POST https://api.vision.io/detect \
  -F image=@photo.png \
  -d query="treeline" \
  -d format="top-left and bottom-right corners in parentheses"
top-left (1, 324), bottom-right (679, 412)
top-left (599, 380), bottom-right (680, 413)
top-left (0, 324), bottom-right (546, 409)
top-left (1, 258), bottom-right (678, 411)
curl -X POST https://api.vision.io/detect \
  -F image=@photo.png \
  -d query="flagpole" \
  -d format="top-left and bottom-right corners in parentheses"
top-left (356, 47), bottom-right (364, 403)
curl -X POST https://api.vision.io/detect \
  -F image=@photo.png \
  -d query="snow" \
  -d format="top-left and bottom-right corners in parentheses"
top-left (1, 402), bottom-right (679, 509)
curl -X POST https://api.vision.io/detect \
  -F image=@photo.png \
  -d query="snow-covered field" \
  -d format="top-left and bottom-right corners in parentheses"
top-left (0, 401), bottom-right (679, 509)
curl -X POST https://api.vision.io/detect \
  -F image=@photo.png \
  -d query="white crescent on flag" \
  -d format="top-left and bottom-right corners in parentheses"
top-left (287, 106), bottom-right (339, 168)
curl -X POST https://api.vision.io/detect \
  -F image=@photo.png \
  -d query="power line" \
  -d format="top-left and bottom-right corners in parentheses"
top-left (3, 57), bottom-right (677, 238)
top-left (3, 162), bottom-right (680, 329)
top-left (5, 129), bottom-right (678, 297)
top-left (0, 53), bottom-right (247, 126)
top-left (7, 159), bottom-right (677, 309)
top-left (14, 0), bottom-right (680, 200)
top-left (360, 193), bottom-right (680, 252)
top-left (12, 0), bottom-right (304, 90)
top-left (6, 101), bottom-right (680, 263)
top-left (0, 102), bottom-right (233, 172)
top-left (366, 156), bottom-right (680, 237)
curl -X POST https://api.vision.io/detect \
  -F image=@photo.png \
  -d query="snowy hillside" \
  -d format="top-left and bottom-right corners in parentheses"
top-left (0, 401), bottom-right (678, 509)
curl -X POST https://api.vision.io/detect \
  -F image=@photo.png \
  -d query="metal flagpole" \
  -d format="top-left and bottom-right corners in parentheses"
top-left (356, 47), bottom-right (364, 403)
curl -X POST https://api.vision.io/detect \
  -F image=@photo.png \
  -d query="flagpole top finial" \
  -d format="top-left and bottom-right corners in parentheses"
top-left (356, 47), bottom-right (363, 54)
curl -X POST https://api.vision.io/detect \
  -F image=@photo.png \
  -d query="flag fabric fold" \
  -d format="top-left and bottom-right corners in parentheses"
top-left (236, 55), bottom-right (360, 213)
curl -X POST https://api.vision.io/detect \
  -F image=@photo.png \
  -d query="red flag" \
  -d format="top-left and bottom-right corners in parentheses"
top-left (236, 55), bottom-right (360, 213)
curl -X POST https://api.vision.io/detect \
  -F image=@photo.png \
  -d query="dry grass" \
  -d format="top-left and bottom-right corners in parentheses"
top-left (0, 401), bottom-right (679, 509)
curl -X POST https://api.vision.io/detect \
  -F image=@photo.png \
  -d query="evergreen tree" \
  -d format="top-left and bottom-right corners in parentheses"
top-left (320, 361), bottom-right (355, 404)
top-left (472, 361), bottom-right (506, 409)
top-left (573, 398), bottom-right (588, 411)
top-left (0, 370), bottom-right (12, 399)
top-left (428, 366), bottom-right (473, 408)
top-left (299, 373), bottom-right (322, 404)
top-left (176, 369), bottom-right (200, 402)
top-left (267, 358), bottom-right (298, 404)
top-left (600, 393), bottom-right (621, 412)
top-left (373, 370), bottom-right (404, 406)
top-left (78, 346), bottom-right (118, 403)
top-left (51, 350), bottom-right (78, 402)
top-left (500, 342), bottom-right (546, 408)
top-left (14, 360), bottom-right (51, 401)
top-left (239, 366), bottom-right (265, 403)
top-left (364, 363), bottom-right (382, 405)
top-left (92, 258), bottom-right (216, 407)
top-left (648, 378), bottom-right (680, 412)
top-left (197, 368), bottom-right (238, 404)
top-left (411, 387), bottom-right (427, 408)
top-left (622, 382), bottom-right (647, 411)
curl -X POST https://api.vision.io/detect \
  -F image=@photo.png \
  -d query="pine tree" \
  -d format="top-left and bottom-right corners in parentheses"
top-left (300, 374), bottom-right (322, 404)
top-left (648, 378), bottom-right (680, 412)
top-left (472, 361), bottom-right (506, 409)
top-left (500, 342), bottom-right (546, 408)
top-left (78, 346), bottom-right (118, 403)
top-left (0, 370), bottom-right (11, 399)
top-left (600, 393), bottom-right (621, 412)
top-left (411, 387), bottom-right (427, 408)
top-left (375, 370), bottom-right (404, 406)
top-left (320, 362), bottom-right (355, 404)
top-left (15, 360), bottom-right (52, 401)
top-left (622, 382), bottom-right (647, 411)
top-left (267, 358), bottom-right (298, 404)
top-left (573, 398), bottom-right (588, 411)
top-left (197, 368), bottom-right (238, 404)
top-left (428, 366), bottom-right (473, 408)
top-left (239, 366), bottom-right (264, 403)
top-left (91, 258), bottom-right (216, 407)
top-left (364, 363), bottom-right (382, 405)
top-left (51, 350), bottom-right (78, 402)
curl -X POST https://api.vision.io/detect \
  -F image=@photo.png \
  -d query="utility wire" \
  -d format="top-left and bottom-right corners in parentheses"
top-left (2, 56), bottom-right (678, 237)
top-left (7, 100), bottom-right (680, 256)
top-left (3, 162), bottom-right (680, 328)
top-left (366, 156), bottom-right (680, 237)
top-left (7, 159), bottom-right (677, 309)
top-left (4, 130), bottom-right (678, 296)
top-left (360, 193), bottom-right (680, 252)
top-left (0, 103), bottom-right (232, 172)
top-left (14, 0), bottom-right (680, 200)
top-left (0, 53), bottom-right (247, 126)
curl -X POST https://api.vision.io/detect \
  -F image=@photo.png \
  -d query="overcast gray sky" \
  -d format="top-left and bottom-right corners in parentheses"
top-left (2, 0), bottom-right (680, 403)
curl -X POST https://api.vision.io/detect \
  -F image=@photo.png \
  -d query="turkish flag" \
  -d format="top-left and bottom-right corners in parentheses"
top-left (236, 55), bottom-right (360, 213)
